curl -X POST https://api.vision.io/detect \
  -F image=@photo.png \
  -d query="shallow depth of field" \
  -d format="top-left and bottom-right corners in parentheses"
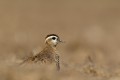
top-left (0, 0), bottom-right (120, 80)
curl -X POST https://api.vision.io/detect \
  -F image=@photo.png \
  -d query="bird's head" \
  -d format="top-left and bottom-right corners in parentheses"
top-left (45, 34), bottom-right (64, 47)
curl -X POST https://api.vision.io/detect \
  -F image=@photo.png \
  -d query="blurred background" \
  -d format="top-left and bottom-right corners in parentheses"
top-left (0, 0), bottom-right (120, 80)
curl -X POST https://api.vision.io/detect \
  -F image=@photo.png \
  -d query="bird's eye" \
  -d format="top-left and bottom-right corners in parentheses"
top-left (52, 37), bottom-right (56, 40)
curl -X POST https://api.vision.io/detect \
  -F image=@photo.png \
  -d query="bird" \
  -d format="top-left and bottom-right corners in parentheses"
top-left (20, 34), bottom-right (64, 71)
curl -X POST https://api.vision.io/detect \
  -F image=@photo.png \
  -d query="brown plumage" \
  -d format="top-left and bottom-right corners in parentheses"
top-left (20, 34), bottom-right (63, 71)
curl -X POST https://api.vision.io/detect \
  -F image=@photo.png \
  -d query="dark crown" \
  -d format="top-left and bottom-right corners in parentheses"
top-left (45, 34), bottom-right (59, 39)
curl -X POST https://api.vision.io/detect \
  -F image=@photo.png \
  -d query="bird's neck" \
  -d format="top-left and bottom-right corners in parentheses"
top-left (45, 43), bottom-right (57, 51)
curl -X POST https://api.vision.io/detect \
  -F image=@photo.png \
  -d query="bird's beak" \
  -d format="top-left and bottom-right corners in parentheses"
top-left (59, 40), bottom-right (65, 43)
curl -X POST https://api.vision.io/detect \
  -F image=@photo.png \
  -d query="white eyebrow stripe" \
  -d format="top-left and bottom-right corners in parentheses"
top-left (45, 36), bottom-right (58, 42)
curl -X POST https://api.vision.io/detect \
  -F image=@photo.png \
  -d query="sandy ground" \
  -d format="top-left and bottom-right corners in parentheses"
top-left (0, 0), bottom-right (120, 80)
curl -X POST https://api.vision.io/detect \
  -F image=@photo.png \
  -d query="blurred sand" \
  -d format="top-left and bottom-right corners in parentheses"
top-left (0, 0), bottom-right (120, 80)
